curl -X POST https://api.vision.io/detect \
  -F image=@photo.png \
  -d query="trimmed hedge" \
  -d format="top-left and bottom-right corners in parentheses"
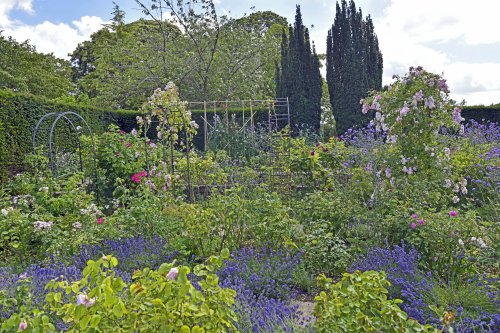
top-left (462, 104), bottom-right (500, 123)
top-left (0, 90), bottom-right (136, 179)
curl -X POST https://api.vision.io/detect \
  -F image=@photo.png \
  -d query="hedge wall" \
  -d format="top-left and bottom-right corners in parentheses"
top-left (462, 104), bottom-right (500, 124)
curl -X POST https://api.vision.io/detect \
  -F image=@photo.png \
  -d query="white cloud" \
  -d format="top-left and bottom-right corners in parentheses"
top-left (1, 15), bottom-right (107, 59)
top-left (375, 0), bottom-right (500, 105)
top-left (0, 0), bottom-right (33, 26)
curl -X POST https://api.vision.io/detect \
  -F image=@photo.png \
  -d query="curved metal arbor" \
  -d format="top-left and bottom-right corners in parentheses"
top-left (32, 111), bottom-right (99, 201)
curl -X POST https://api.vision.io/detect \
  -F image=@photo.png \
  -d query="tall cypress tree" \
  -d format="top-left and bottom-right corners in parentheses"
top-left (276, 5), bottom-right (322, 133)
top-left (326, 0), bottom-right (383, 134)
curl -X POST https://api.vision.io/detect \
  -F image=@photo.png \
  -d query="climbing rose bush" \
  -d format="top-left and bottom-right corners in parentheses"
top-left (361, 66), bottom-right (464, 176)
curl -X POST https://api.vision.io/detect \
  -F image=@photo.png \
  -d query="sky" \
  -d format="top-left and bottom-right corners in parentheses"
top-left (1, 0), bottom-right (499, 105)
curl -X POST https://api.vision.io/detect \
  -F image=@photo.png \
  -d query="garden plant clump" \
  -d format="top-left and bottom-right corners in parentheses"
top-left (0, 70), bottom-right (499, 332)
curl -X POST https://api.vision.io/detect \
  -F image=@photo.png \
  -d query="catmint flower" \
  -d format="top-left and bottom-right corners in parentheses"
top-left (385, 168), bottom-right (392, 178)
top-left (167, 267), bottom-right (179, 280)
top-left (19, 322), bottom-right (28, 331)
top-left (449, 210), bottom-right (457, 217)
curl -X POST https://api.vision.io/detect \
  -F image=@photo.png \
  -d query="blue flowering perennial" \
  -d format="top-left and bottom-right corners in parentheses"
top-left (218, 246), bottom-right (307, 332)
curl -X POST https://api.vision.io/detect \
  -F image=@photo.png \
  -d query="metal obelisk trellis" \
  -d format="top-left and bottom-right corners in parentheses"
top-left (32, 111), bottom-right (100, 203)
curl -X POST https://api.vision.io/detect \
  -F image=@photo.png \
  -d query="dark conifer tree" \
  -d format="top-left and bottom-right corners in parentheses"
top-left (326, 0), bottom-right (383, 134)
top-left (275, 5), bottom-right (322, 133)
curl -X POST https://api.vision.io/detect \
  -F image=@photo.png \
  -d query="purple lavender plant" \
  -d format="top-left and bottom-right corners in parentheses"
top-left (71, 236), bottom-right (178, 274)
top-left (218, 246), bottom-right (302, 300)
top-left (218, 246), bottom-right (307, 332)
top-left (349, 243), bottom-right (437, 324)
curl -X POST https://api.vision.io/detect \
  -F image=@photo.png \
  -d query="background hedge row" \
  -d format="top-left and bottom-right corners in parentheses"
top-left (462, 104), bottom-right (500, 123)
top-left (0, 90), bottom-right (136, 179)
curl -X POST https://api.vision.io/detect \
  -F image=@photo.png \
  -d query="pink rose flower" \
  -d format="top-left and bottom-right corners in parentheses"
top-left (76, 294), bottom-right (96, 308)
top-left (449, 210), bottom-right (457, 217)
top-left (167, 267), bottom-right (179, 280)
top-left (19, 322), bottom-right (28, 331)
top-left (97, 217), bottom-right (103, 225)
top-left (410, 222), bottom-right (417, 229)
top-left (417, 219), bottom-right (424, 225)
top-left (411, 213), bottom-right (418, 219)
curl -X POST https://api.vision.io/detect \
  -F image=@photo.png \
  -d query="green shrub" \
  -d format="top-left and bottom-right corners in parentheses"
top-left (314, 270), bottom-right (438, 333)
top-left (2, 251), bottom-right (238, 332)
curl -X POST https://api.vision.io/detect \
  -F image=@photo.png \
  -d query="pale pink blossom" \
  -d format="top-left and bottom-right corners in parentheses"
top-left (167, 267), bottom-right (179, 280)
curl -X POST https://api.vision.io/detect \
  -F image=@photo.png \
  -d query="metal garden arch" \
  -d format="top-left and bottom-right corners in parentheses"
top-left (32, 111), bottom-right (100, 202)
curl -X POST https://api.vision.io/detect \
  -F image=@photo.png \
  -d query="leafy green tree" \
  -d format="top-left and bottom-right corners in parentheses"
top-left (326, 0), bottom-right (383, 134)
top-left (0, 33), bottom-right (73, 99)
top-left (211, 11), bottom-right (287, 100)
top-left (275, 5), bottom-right (322, 133)
top-left (70, 19), bottom-right (184, 109)
top-left (72, 2), bottom-right (285, 107)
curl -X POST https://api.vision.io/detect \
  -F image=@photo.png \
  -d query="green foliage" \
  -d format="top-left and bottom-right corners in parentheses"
top-left (3, 252), bottom-right (238, 332)
top-left (0, 33), bottom-right (73, 99)
top-left (326, 0), bottom-right (383, 134)
top-left (404, 210), bottom-right (486, 284)
top-left (182, 187), bottom-right (299, 257)
top-left (275, 6), bottom-right (322, 132)
top-left (314, 271), bottom-right (438, 332)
